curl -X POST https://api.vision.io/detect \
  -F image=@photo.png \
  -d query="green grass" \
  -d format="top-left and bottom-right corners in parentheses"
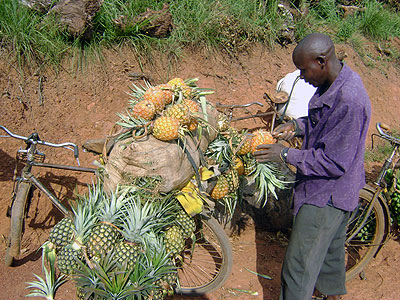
top-left (1, 0), bottom-right (400, 73)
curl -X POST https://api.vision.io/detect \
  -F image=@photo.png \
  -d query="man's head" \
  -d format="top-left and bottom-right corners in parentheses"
top-left (292, 33), bottom-right (341, 89)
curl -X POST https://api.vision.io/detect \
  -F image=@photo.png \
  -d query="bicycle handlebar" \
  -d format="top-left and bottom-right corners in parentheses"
top-left (376, 122), bottom-right (400, 145)
top-left (0, 125), bottom-right (79, 159)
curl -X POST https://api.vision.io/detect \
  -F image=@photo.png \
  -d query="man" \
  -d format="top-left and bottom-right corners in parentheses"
top-left (254, 33), bottom-right (371, 300)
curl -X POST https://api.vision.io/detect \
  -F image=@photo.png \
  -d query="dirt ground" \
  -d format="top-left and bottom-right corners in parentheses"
top-left (1, 40), bottom-right (400, 300)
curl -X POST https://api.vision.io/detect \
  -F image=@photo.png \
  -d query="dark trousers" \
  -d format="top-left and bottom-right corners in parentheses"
top-left (279, 204), bottom-right (350, 300)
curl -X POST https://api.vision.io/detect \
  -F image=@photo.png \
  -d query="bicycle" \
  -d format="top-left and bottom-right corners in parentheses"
top-left (0, 125), bottom-right (97, 266)
top-left (344, 122), bottom-right (399, 281)
top-left (0, 125), bottom-right (232, 295)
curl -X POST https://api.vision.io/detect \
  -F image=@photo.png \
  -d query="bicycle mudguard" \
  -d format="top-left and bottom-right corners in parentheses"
top-left (361, 184), bottom-right (391, 246)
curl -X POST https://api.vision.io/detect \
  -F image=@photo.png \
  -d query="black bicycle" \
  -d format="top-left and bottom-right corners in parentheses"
top-left (345, 122), bottom-right (400, 280)
top-left (1, 125), bottom-right (233, 295)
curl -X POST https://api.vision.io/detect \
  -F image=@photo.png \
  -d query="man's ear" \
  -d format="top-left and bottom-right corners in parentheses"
top-left (316, 55), bottom-right (326, 67)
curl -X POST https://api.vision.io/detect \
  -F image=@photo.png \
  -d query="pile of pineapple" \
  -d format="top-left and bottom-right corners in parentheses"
top-left (46, 179), bottom-right (196, 300)
top-left (34, 77), bottom-right (291, 300)
top-left (117, 78), bottom-right (212, 142)
top-left (206, 118), bottom-right (290, 216)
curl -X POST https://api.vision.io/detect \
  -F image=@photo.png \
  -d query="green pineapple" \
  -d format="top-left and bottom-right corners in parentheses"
top-left (164, 225), bottom-right (185, 257)
top-left (57, 199), bottom-right (97, 275)
top-left (243, 154), bottom-right (257, 176)
top-left (176, 208), bottom-right (196, 239)
top-left (143, 238), bottom-right (178, 300)
top-left (86, 189), bottom-right (129, 258)
top-left (48, 217), bottom-right (74, 253)
top-left (225, 168), bottom-right (239, 193)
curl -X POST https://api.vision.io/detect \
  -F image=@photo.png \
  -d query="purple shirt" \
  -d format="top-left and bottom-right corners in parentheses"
top-left (286, 63), bottom-right (371, 215)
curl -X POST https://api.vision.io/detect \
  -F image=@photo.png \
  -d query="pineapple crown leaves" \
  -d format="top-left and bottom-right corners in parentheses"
top-left (128, 81), bottom-right (153, 102)
top-left (248, 162), bottom-right (293, 207)
top-left (120, 198), bottom-right (171, 244)
top-left (73, 259), bottom-right (102, 297)
top-left (40, 241), bottom-right (57, 279)
top-left (143, 248), bottom-right (176, 283)
top-left (96, 188), bottom-right (130, 226)
top-left (205, 136), bottom-right (234, 170)
top-left (26, 242), bottom-right (66, 300)
top-left (25, 270), bottom-right (67, 300)
top-left (87, 264), bottom-right (146, 299)
top-left (70, 201), bottom-right (98, 248)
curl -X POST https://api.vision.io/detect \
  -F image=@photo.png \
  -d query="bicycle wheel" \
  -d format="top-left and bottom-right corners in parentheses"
top-left (175, 215), bottom-right (233, 295)
top-left (4, 181), bottom-right (31, 266)
top-left (345, 188), bottom-right (385, 280)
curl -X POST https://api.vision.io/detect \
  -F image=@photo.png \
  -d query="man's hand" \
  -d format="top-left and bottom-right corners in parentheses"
top-left (272, 121), bottom-right (296, 141)
top-left (254, 143), bottom-right (286, 163)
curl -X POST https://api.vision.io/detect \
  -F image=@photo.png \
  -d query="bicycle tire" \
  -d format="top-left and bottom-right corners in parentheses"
top-left (175, 215), bottom-right (233, 295)
top-left (345, 188), bottom-right (385, 280)
top-left (4, 181), bottom-right (31, 266)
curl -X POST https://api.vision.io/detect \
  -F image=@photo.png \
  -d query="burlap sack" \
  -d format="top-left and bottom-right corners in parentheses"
top-left (103, 103), bottom-right (219, 193)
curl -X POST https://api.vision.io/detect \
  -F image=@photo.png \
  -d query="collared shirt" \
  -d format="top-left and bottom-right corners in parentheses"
top-left (286, 63), bottom-right (371, 215)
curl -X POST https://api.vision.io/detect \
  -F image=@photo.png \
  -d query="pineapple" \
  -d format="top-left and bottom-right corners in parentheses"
top-left (114, 199), bottom-right (168, 269)
top-left (176, 208), bottom-right (196, 239)
top-left (157, 83), bottom-right (174, 105)
top-left (152, 116), bottom-right (180, 141)
top-left (210, 175), bottom-right (230, 200)
top-left (243, 154), bottom-right (257, 176)
top-left (225, 168), bottom-right (239, 193)
top-left (86, 190), bottom-right (128, 259)
top-left (167, 77), bottom-right (191, 99)
top-left (164, 225), bottom-right (185, 257)
top-left (131, 100), bottom-right (156, 120)
top-left (48, 217), bottom-right (74, 253)
top-left (217, 112), bottom-right (230, 132)
top-left (143, 86), bottom-right (166, 113)
top-left (74, 251), bottom-right (152, 300)
top-left (163, 103), bottom-right (191, 126)
top-left (57, 200), bottom-right (97, 275)
top-left (236, 134), bottom-right (252, 155)
top-left (187, 120), bottom-right (198, 131)
top-left (233, 156), bottom-right (245, 176)
top-left (183, 99), bottom-right (199, 115)
top-left (144, 239), bottom-right (178, 299)
top-left (250, 129), bottom-right (275, 154)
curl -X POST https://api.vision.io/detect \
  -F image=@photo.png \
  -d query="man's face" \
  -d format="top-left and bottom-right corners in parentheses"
top-left (293, 53), bottom-right (326, 88)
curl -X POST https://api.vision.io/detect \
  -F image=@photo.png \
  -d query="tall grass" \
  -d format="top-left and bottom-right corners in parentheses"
top-left (1, 0), bottom-right (400, 73)
top-left (0, 0), bottom-right (68, 72)
top-left (359, 0), bottom-right (400, 40)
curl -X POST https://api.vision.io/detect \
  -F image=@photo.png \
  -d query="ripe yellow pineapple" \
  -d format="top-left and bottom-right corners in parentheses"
top-left (210, 175), bottom-right (229, 200)
top-left (157, 83), bottom-right (174, 105)
top-left (163, 103), bottom-right (191, 126)
top-left (153, 116), bottom-right (180, 141)
top-left (183, 99), bottom-right (199, 115)
top-left (233, 157), bottom-right (245, 176)
top-left (131, 100), bottom-right (156, 120)
top-left (250, 129), bottom-right (275, 154)
top-left (237, 134), bottom-right (252, 155)
top-left (143, 86), bottom-right (166, 112)
top-left (167, 78), bottom-right (191, 99)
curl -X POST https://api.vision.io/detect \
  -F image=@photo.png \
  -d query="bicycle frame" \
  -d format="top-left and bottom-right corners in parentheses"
top-left (1, 125), bottom-right (97, 216)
